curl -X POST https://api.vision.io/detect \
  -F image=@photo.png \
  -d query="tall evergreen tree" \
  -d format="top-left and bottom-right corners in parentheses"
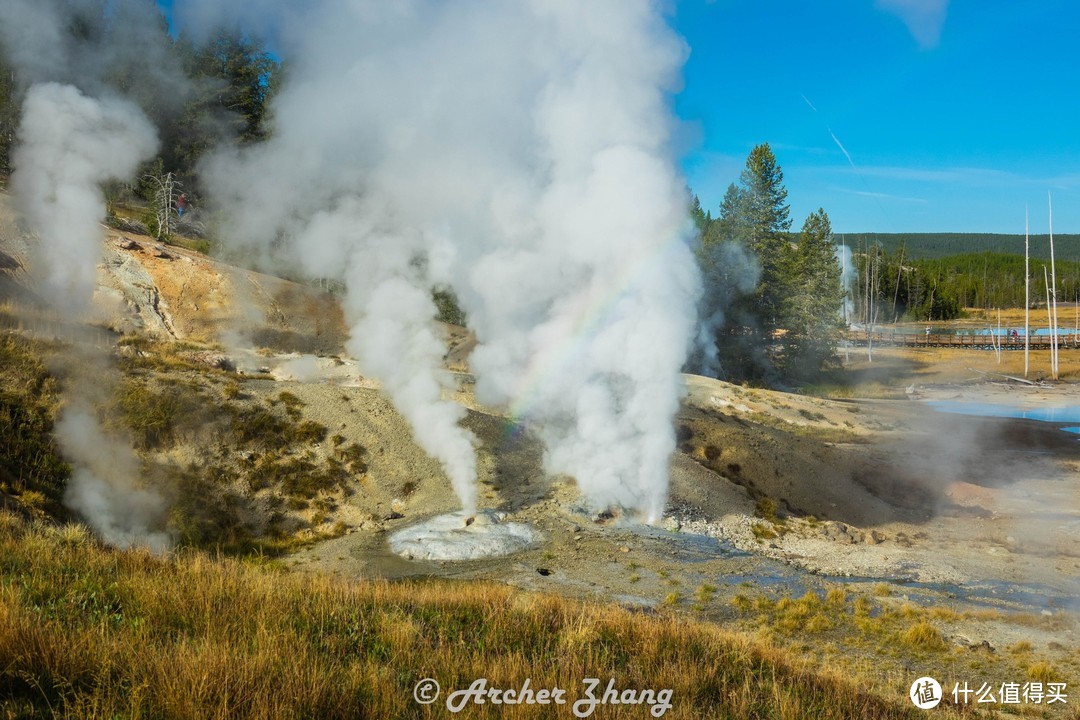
top-left (187, 30), bottom-right (278, 144)
top-left (689, 194), bottom-right (709, 234)
top-left (739, 143), bottom-right (793, 330)
top-left (782, 209), bottom-right (844, 377)
top-left (705, 182), bottom-right (744, 248)
top-left (740, 143), bottom-right (791, 246)
top-left (691, 144), bottom-right (849, 384)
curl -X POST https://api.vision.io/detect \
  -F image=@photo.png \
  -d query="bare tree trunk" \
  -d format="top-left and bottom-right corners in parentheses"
top-left (997, 307), bottom-right (1002, 364)
top-left (892, 245), bottom-right (903, 322)
top-left (1050, 193), bottom-right (1059, 378)
top-left (1025, 208), bottom-right (1030, 377)
top-left (1045, 265), bottom-right (1056, 380)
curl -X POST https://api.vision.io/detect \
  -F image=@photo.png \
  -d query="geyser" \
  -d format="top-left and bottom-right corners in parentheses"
top-left (388, 510), bottom-right (537, 561)
top-left (0, 0), bottom-right (186, 552)
top-left (186, 0), bottom-right (701, 521)
top-left (7, 79), bottom-right (165, 551)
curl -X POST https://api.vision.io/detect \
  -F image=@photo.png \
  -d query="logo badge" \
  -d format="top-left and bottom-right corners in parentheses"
top-left (910, 677), bottom-right (942, 709)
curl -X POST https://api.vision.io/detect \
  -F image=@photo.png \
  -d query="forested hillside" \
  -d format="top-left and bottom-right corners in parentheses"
top-left (841, 233), bottom-right (1080, 261)
top-left (850, 249), bottom-right (1080, 324)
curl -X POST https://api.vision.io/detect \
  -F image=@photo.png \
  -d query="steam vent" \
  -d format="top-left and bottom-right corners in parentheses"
top-left (388, 510), bottom-right (537, 561)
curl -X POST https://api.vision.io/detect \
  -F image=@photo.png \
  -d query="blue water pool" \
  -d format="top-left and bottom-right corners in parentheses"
top-left (927, 401), bottom-right (1080, 423)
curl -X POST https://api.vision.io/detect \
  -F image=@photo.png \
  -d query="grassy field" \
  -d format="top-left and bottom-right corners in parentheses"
top-left (0, 512), bottom-right (945, 720)
top-left (843, 346), bottom-right (1080, 386)
top-left (814, 307), bottom-right (1080, 393)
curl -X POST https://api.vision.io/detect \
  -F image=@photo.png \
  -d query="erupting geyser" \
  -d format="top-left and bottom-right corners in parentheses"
top-left (185, 0), bottom-right (701, 532)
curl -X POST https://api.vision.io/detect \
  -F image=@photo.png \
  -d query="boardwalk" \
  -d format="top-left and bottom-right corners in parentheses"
top-left (845, 330), bottom-right (1080, 350)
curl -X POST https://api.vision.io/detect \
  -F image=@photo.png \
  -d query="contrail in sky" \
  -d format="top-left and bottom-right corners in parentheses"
top-left (801, 92), bottom-right (895, 228)
top-left (801, 92), bottom-right (856, 170)
top-left (829, 128), bottom-right (856, 169)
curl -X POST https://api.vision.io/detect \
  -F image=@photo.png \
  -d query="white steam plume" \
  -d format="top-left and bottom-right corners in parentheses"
top-left (191, 0), bottom-right (701, 521)
top-left (835, 242), bottom-right (855, 324)
top-left (13, 83), bottom-right (158, 308)
top-left (10, 82), bottom-right (163, 548)
top-left (687, 240), bottom-right (761, 378)
top-left (56, 405), bottom-right (171, 552)
top-left (0, 0), bottom-right (191, 112)
top-left (2, 0), bottom-right (166, 549)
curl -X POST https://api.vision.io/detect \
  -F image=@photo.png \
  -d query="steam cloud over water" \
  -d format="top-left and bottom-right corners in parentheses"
top-left (188, 0), bottom-right (701, 520)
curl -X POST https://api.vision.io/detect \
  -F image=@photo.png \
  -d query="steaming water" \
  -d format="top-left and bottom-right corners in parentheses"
top-left (927, 401), bottom-right (1080, 445)
top-left (927, 401), bottom-right (1080, 424)
top-left (388, 510), bottom-right (538, 561)
top-left (384, 513), bottom-right (1071, 612)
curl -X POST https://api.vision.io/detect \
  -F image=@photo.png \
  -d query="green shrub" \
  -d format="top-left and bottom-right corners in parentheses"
top-left (0, 336), bottom-right (69, 512)
top-left (754, 497), bottom-right (779, 522)
top-left (168, 468), bottom-right (253, 550)
top-left (336, 443), bottom-right (367, 474)
top-left (295, 420), bottom-right (327, 444)
top-left (112, 379), bottom-right (205, 450)
top-left (228, 406), bottom-right (290, 447)
top-left (432, 286), bottom-right (466, 325)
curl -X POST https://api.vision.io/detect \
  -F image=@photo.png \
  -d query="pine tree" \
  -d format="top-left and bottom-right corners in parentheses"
top-left (705, 182), bottom-right (744, 248)
top-left (740, 143), bottom-right (791, 246)
top-left (782, 209), bottom-right (844, 378)
top-left (691, 144), bottom-right (845, 384)
top-left (689, 194), bottom-right (709, 234)
top-left (739, 143), bottom-right (793, 330)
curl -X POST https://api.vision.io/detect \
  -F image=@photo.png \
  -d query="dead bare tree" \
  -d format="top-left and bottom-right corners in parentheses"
top-left (143, 171), bottom-right (182, 240)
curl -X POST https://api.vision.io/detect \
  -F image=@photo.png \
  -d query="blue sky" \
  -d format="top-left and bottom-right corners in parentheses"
top-left (157, 0), bottom-right (1079, 234)
top-left (673, 0), bottom-right (1080, 233)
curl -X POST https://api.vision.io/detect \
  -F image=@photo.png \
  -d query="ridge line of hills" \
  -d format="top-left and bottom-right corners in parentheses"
top-left (836, 232), bottom-right (1080, 261)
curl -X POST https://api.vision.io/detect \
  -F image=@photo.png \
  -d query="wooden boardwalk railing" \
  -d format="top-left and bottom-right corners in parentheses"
top-left (844, 330), bottom-right (1080, 349)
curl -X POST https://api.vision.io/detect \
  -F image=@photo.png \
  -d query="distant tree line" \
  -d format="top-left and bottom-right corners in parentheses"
top-left (841, 232), bottom-right (1080, 262)
top-left (690, 143), bottom-right (844, 385)
top-left (851, 246), bottom-right (1080, 323)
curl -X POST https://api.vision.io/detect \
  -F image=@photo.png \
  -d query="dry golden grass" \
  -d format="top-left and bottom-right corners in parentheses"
top-left (920, 347), bottom-right (1076, 381)
top-left (1027, 661), bottom-right (1059, 683)
top-left (963, 307), bottom-right (1060, 326)
top-left (0, 512), bottom-right (939, 719)
top-left (899, 622), bottom-right (947, 652)
top-left (729, 583), bottom-right (1080, 719)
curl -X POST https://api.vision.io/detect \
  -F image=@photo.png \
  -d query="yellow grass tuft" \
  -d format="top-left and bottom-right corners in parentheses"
top-left (1027, 661), bottom-right (1058, 683)
top-left (825, 587), bottom-right (847, 607)
top-left (900, 621), bottom-right (947, 652)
